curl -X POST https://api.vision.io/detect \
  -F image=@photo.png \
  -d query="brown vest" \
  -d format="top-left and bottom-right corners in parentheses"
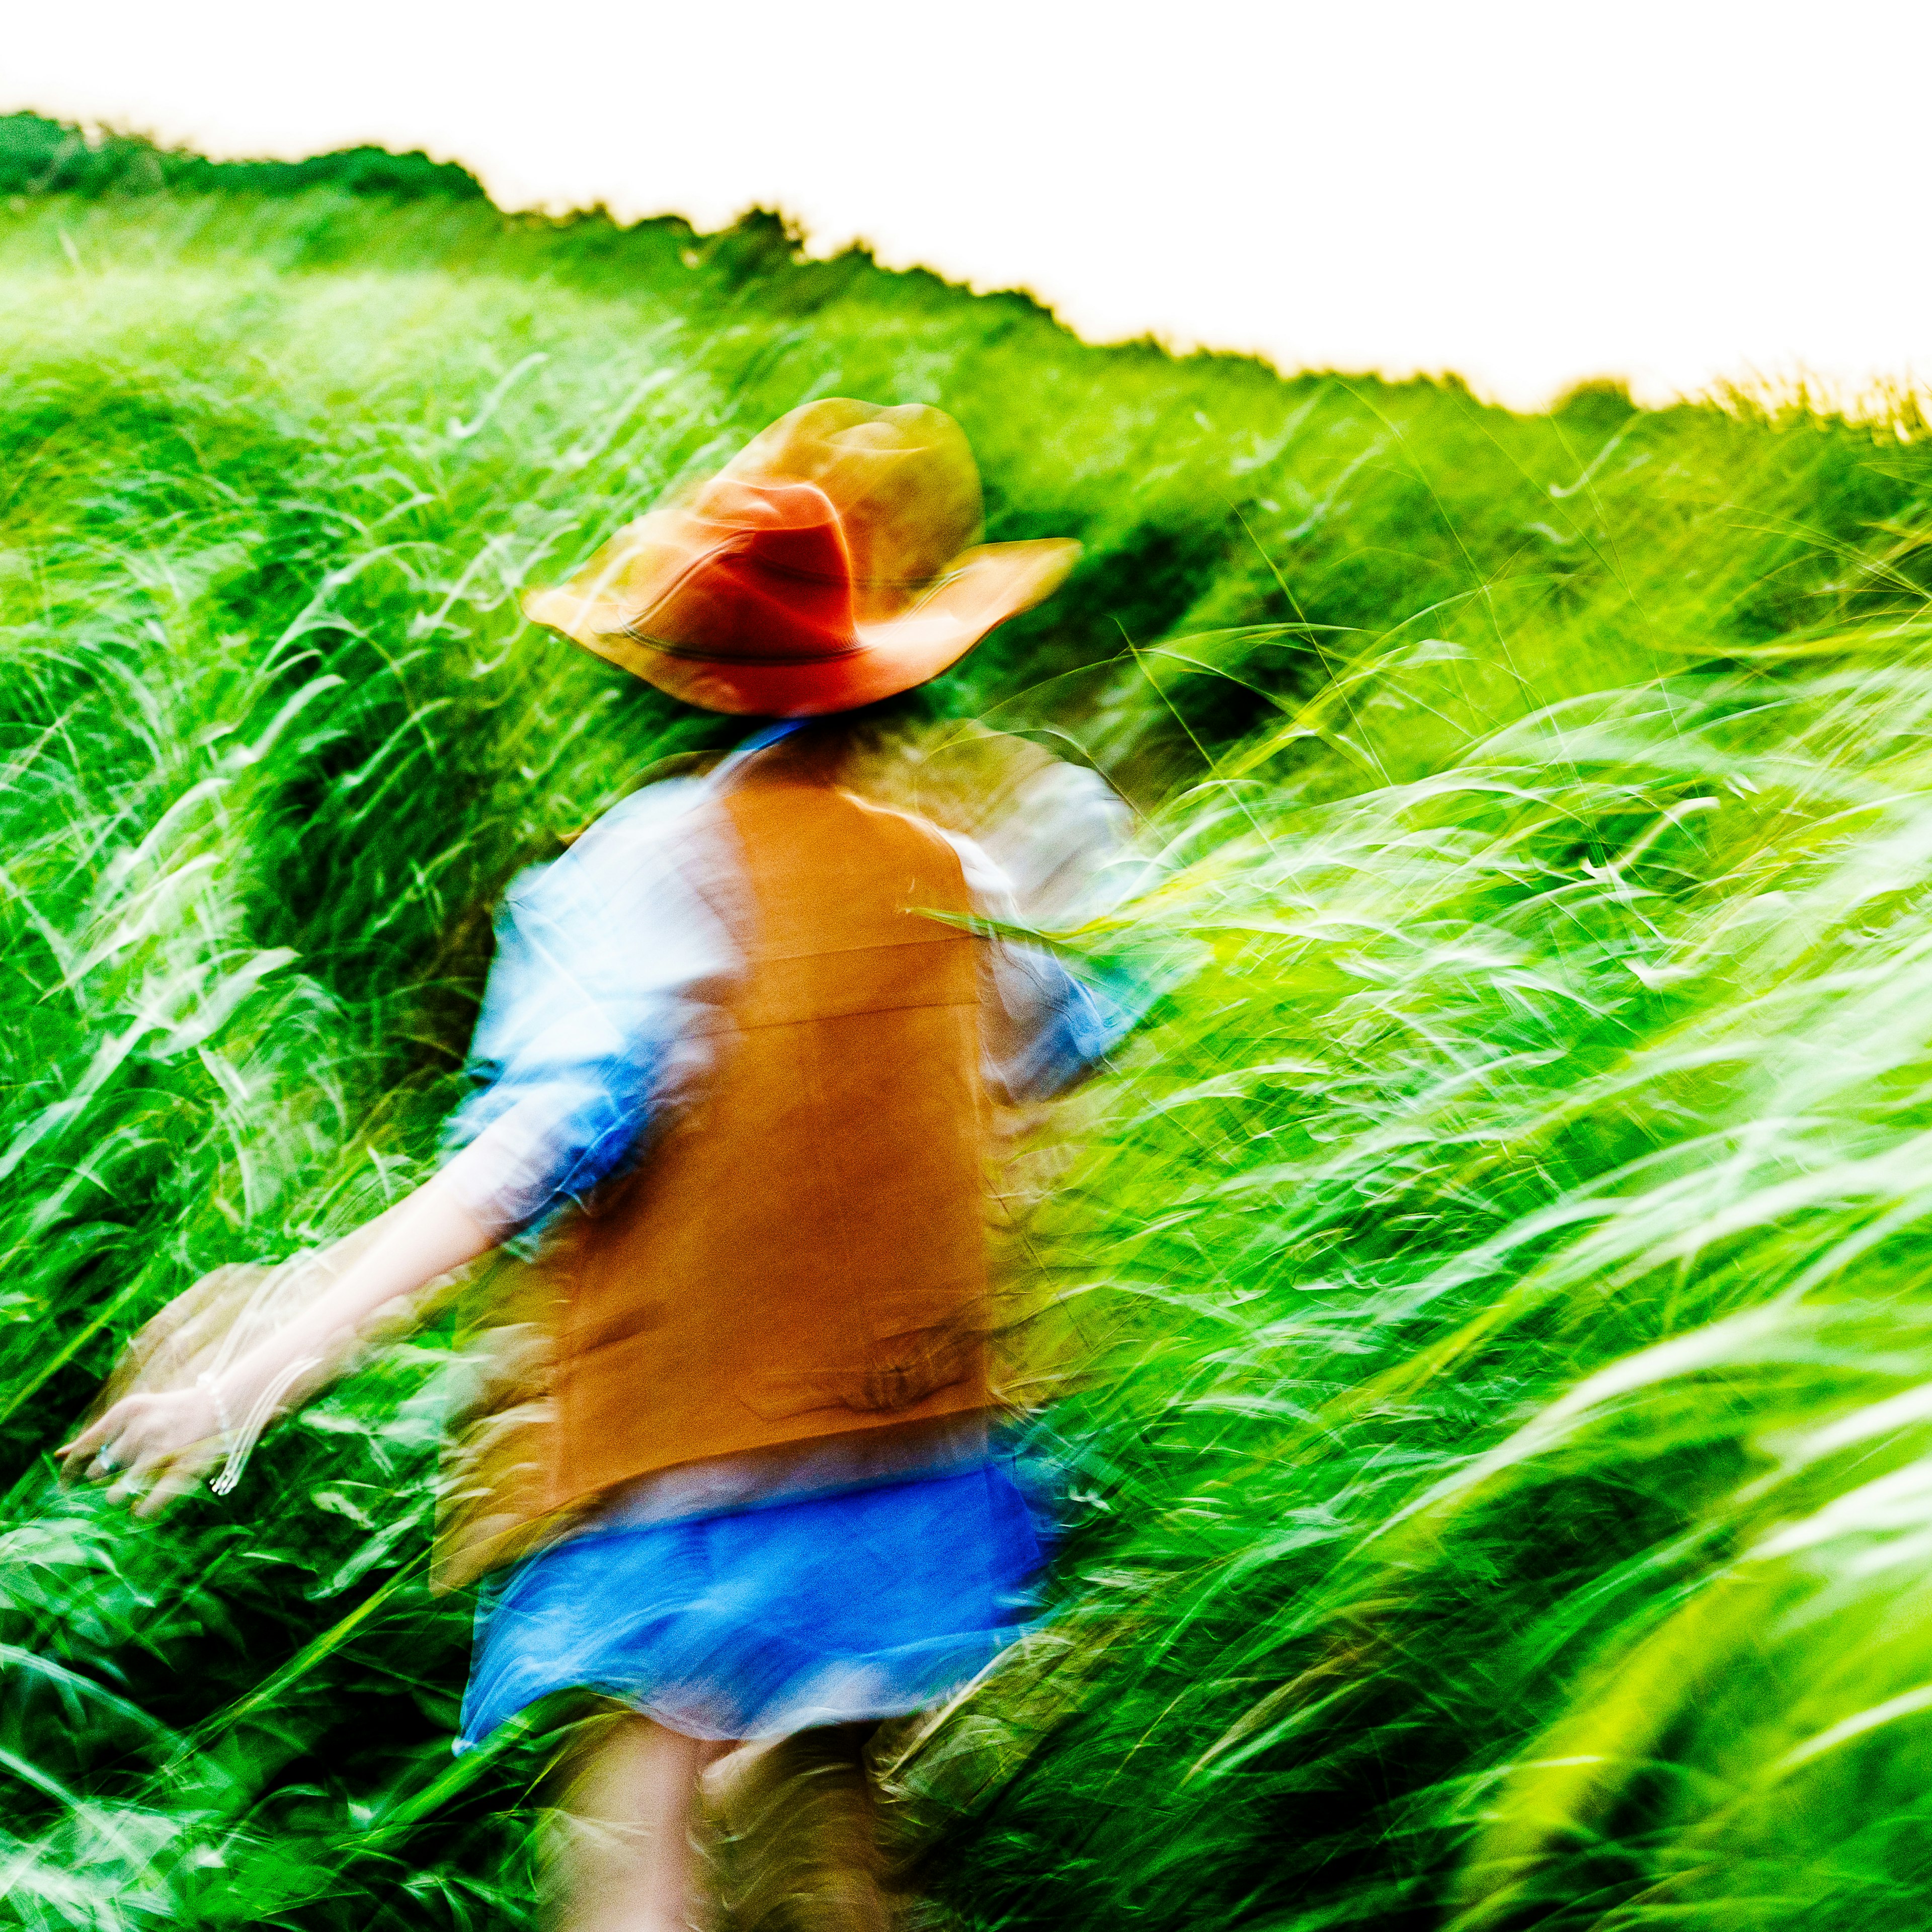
top-left (436, 759), bottom-right (991, 1585)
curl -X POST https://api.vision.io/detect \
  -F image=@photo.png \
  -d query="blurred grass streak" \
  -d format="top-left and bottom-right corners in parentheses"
top-left (5, 114), bottom-right (1932, 1929)
top-left (898, 623), bottom-right (1932, 1930)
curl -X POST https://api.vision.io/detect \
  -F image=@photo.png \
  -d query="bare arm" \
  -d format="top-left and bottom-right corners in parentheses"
top-left (60, 1174), bottom-right (500, 1516)
top-left (64, 773), bottom-right (742, 1518)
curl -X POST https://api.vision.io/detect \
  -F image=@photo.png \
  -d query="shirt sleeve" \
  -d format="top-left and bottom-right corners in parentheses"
top-left (941, 829), bottom-right (1144, 1105)
top-left (966, 757), bottom-right (1144, 928)
top-left (438, 778), bottom-right (744, 1238)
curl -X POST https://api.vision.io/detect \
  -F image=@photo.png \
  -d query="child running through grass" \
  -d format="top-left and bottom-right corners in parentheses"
top-left (62, 399), bottom-right (1138, 1931)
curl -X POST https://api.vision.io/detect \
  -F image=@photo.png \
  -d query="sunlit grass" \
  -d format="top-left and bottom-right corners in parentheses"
top-left (5, 126), bottom-right (1932, 1929)
top-left (905, 621), bottom-right (1932, 1929)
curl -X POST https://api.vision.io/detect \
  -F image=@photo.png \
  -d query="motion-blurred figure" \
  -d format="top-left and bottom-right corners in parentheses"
top-left (63, 400), bottom-right (1139, 1930)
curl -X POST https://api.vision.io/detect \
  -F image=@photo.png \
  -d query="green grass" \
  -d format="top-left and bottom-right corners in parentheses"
top-left (6, 109), bottom-right (1932, 1930)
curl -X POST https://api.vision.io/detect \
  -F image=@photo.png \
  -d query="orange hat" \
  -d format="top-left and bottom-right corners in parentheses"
top-left (522, 399), bottom-right (1080, 716)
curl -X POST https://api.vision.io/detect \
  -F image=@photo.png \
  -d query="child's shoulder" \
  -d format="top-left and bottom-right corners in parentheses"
top-left (504, 774), bottom-right (724, 927)
top-left (555, 754), bottom-right (729, 853)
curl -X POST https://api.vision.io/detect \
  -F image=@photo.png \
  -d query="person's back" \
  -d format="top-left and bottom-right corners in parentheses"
top-left (64, 398), bottom-right (1136, 1932)
top-left (565, 758), bottom-right (989, 1450)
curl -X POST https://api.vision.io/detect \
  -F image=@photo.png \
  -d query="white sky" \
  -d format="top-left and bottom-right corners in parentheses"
top-left (4, 0), bottom-right (1927, 411)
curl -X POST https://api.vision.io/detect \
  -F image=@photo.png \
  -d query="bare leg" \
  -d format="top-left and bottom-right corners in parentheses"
top-left (546, 1708), bottom-right (734, 1932)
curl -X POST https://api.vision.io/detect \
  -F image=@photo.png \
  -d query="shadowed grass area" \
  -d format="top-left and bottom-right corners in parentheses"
top-left (6, 110), bottom-right (1932, 1931)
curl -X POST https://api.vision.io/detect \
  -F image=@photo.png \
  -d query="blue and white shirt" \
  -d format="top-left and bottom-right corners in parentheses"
top-left (439, 733), bottom-right (1143, 1240)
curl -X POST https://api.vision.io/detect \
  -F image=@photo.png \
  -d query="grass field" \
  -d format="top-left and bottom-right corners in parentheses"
top-left (7, 109), bottom-right (1932, 1930)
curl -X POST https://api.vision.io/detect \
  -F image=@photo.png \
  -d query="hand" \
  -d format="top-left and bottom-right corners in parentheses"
top-left (58, 1382), bottom-right (229, 1518)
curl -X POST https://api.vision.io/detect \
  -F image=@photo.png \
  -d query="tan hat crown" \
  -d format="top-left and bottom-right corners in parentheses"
top-left (714, 401), bottom-right (984, 622)
top-left (523, 398), bottom-right (1079, 716)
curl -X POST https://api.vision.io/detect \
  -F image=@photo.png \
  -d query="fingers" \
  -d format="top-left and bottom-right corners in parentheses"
top-left (134, 1464), bottom-right (206, 1519)
top-left (59, 1390), bottom-right (223, 1513)
top-left (105, 1430), bottom-right (172, 1509)
top-left (112, 1426), bottom-right (222, 1516)
top-left (57, 1403), bottom-right (142, 1485)
top-left (56, 1408), bottom-right (119, 1470)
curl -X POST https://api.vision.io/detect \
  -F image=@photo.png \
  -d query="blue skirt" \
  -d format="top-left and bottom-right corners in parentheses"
top-left (458, 1459), bottom-right (1048, 1747)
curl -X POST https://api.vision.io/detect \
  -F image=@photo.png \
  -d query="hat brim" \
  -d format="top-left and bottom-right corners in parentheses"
top-left (525, 538), bottom-right (1081, 717)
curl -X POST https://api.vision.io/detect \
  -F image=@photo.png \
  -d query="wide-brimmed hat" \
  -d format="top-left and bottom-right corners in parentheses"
top-left (522, 399), bottom-right (1080, 716)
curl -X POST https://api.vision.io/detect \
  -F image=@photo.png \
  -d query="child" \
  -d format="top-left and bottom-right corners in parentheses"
top-left (62, 399), bottom-right (1135, 1931)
